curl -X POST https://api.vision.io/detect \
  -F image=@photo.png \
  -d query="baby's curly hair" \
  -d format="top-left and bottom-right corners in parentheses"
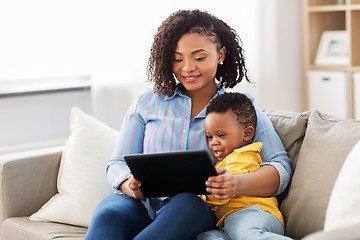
top-left (147, 9), bottom-right (250, 96)
top-left (206, 92), bottom-right (257, 130)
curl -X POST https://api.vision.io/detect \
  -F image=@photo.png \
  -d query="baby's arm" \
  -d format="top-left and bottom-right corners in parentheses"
top-left (206, 165), bottom-right (279, 199)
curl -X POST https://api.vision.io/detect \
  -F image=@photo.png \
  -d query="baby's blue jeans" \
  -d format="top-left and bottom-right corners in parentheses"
top-left (196, 204), bottom-right (292, 240)
top-left (84, 192), bottom-right (216, 240)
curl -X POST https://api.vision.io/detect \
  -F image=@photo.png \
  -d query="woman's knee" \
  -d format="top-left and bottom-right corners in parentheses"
top-left (165, 192), bottom-right (216, 225)
top-left (91, 194), bottom-right (148, 223)
top-left (86, 194), bottom-right (152, 240)
top-left (171, 192), bottom-right (206, 208)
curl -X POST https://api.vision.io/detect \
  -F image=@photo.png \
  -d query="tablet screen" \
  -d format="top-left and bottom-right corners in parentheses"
top-left (124, 150), bottom-right (218, 198)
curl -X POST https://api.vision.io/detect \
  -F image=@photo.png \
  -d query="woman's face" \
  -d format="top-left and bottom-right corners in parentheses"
top-left (172, 33), bottom-right (225, 95)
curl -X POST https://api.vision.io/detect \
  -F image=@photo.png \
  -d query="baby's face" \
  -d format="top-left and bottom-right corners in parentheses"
top-left (205, 110), bottom-right (248, 161)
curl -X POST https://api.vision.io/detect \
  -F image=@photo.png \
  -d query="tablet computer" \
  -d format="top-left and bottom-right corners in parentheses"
top-left (124, 150), bottom-right (218, 198)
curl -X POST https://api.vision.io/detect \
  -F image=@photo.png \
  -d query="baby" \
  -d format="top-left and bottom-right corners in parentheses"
top-left (201, 92), bottom-right (286, 239)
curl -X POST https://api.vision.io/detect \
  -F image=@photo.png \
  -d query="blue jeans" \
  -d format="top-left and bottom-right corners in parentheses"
top-left (196, 205), bottom-right (292, 240)
top-left (84, 192), bottom-right (217, 240)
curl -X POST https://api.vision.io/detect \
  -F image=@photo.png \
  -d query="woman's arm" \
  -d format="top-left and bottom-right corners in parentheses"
top-left (235, 165), bottom-right (279, 196)
top-left (254, 108), bottom-right (292, 195)
top-left (106, 94), bottom-right (146, 192)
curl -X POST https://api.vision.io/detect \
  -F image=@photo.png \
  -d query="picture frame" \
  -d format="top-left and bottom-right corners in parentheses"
top-left (315, 30), bottom-right (349, 66)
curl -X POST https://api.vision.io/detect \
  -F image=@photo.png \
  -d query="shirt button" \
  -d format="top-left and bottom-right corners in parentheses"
top-left (182, 130), bottom-right (186, 133)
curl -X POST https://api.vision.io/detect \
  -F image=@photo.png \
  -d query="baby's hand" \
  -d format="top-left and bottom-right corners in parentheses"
top-left (205, 167), bottom-right (238, 200)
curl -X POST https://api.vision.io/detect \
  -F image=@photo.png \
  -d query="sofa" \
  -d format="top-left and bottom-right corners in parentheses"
top-left (1, 108), bottom-right (360, 240)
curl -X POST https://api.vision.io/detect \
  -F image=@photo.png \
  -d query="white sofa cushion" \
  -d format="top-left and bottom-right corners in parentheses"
top-left (324, 139), bottom-right (360, 231)
top-left (30, 107), bottom-right (118, 227)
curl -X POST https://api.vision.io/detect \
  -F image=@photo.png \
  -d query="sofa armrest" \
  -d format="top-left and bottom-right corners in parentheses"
top-left (0, 147), bottom-right (63, 228)
top-left (302, 224), bottom-right (360, 240)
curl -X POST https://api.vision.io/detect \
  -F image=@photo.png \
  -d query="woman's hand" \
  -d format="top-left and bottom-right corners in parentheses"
top-left (119, 174), bottom-right (146, 200)
top-left (205, 167), bottom-right (239, 200)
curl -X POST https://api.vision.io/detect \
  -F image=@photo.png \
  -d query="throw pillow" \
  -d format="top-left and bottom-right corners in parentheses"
top-left (30, 107), bottom-right (118, 227)
top-left (280, 110), bottom-right (360, 239)
top-left (264, 110), bottom-right (310, 206)
top-left (264, 110), bottom-right (310, 170)
top-left (324, 139), bottom-right (360, 231)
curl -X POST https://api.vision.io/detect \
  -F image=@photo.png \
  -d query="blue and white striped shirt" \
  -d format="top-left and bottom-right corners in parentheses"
top-left (107, 86), bottom-right (291, 219)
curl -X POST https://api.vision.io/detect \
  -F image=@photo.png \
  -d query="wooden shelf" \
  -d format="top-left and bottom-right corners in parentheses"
top-left (308, 0), bottom-right (344, 6)
top-left (350, 4), bottom-right (360, 9)
top-left (351, 66), bottom-right (360, 71)
top-left (309, 65), bottom-right (350, 71)
top-left (308, 4), bottom-right (360, 11)
top-left (304, 0), bottom-right (360, 119)
top-left (308, 5), bottom-right (347, 12)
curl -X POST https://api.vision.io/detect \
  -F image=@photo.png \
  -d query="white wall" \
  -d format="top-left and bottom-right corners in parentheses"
top-left (0, 90), bottom-right (91, 147)
top-left (0, 1), bottom-right (258, 83)
top-left (0, 0), bottom-right (303, 149)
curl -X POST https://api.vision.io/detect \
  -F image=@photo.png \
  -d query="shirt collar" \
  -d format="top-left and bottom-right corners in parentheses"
top-left (234, 142), bottom-right (263, 154)
top-left (164, 84), bottom-right (226, 100)
top-left (162, 85), bottom-right (226, 118)
top-left (163, 86), bottom-right (185, 100)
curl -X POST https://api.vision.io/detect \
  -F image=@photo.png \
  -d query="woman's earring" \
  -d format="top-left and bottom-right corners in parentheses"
top-left (219, 61), bottom-right (223, 65)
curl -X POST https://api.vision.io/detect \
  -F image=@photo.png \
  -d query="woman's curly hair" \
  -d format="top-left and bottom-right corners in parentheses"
top-left (147, 9), bottom-right (250, 96)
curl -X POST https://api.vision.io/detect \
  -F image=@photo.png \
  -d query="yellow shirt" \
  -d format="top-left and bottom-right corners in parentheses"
top-left (200, 142), bottom-right (284, 227)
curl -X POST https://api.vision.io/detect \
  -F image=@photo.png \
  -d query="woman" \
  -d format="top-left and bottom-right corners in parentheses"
top-left (85, 9), bottom-right (291, 240)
